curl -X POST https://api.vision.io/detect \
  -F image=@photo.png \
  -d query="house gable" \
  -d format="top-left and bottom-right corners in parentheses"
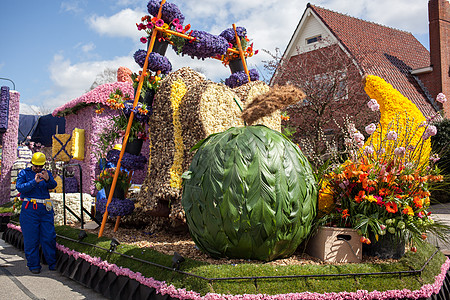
top-left (283, 7), bottom-right (338, 59)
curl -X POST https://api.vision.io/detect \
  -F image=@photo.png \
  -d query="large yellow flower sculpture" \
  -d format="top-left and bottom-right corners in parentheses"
top-left (363, 75), bottom-right (431, 165)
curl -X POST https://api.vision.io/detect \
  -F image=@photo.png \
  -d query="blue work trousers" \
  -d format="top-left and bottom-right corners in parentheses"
top-left (19, 201), bottom-right (56, 271)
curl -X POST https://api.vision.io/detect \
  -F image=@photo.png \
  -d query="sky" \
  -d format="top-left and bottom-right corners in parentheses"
top-left (0, 0), bottom-right (431, 115)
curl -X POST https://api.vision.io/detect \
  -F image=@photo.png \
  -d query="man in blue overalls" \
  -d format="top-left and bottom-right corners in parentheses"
top-left (16, 152), bottom-right (57, 274)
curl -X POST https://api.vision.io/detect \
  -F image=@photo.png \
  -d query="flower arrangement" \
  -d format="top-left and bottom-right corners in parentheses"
top-left (217, 26), bottom-right (258, 66)
top-left (224, 69), bottom-right (259, 88)
top-left (319, 98), bottom-right (447, 250)
top-left (133, 50), bottom-right (172, 75)
top-left (95, 88), bottom-right (149, 145)
top-left (106, 149), bottom-right (147, 171)
top-left (94, 167), bottom-right (131, 192)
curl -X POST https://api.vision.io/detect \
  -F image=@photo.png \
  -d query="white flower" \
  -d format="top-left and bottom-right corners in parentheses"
top-left (436, 93), bottom-right (447, 104)
top-left (394, 147), bottom-right (405, 156)
top-left (365, 123), bottom-right (376, 135)
top-left (386, 131), bottom-right (397, 141)
top-left (364, 146), bottom-right (374, 155)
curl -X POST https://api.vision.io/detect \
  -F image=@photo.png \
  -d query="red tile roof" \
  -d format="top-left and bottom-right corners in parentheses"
top-left (309, 4), bottom-right (438, 117)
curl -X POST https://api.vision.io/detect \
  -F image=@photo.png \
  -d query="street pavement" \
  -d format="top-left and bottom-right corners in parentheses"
top-left (427, 202), bottom-right (450, 255)
top-left (0, 238), bottom-right (107, 300)
top-left (0, 203), bottom-right (449, 300)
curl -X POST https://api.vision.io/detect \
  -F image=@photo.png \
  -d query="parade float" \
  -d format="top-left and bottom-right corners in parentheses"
top-left (3, 0), bottom-right (450, 299)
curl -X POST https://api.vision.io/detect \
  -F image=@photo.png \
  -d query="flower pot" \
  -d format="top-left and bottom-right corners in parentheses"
top-left (229, 58), bottom-right (246, 73)
top-left (363, 233), bottom-right (405, 259)
top-left (142, 89), bottom-right (155, 107)
top-left (104, 185), bottom-right (126, 200)
top-left (305, 226), bottom-right (362, 263)
top-left (148, 39), bottom-right (169, 56)
top-left (124, 138), bottom-right (143, 156)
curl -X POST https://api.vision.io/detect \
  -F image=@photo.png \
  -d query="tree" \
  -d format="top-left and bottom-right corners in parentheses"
top-left (265, 42), bottom-right (378, 167)
top-left (88, 68), bottom-right (117, 91)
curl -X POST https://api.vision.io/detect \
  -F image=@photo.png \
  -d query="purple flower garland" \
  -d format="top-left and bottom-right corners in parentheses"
top-left (147, 0), bottom-right (185, 25)
top-left (106, 149), bottom-right (148, 171)
top-left (219, 27), bottom-right (247, 44)
top-left (96, 197), bottom-right (135, 217)
top-left (180, 30), bottom-right (229, 60)
top-left (0, 86), bottom-right (10, 133)
top-left (225, 69), bottom-right (260, 88)
top-left (7, 222), bottom-right (450, 300)
top-left (133, 50), bottom-right (172, 74)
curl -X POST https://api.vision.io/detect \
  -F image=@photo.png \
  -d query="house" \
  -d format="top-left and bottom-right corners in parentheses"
top-left (271, 0), bottom-right (449, 122)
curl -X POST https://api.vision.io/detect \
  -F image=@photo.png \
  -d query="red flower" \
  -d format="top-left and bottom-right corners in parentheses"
top-left (413, 196), bottom-right (423, 208)
top-left (360, 236), bottom-right (371, 244)
top-left (342, 209), bottom-right (350, 218)
top-left (385, 201), bottom-right (398, 213)
top-left (354, 190), bottom-right (365, 203)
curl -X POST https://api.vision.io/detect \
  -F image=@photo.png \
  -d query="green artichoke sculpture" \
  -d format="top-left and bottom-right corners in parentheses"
top-left (182, 125), bottom-right (317, 261)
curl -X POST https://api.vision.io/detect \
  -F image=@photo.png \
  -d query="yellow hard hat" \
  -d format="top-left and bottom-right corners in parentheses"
top-left (31, 152), bottom-right (46, 166)
top-left (113, 144), bottom-right (122, 151)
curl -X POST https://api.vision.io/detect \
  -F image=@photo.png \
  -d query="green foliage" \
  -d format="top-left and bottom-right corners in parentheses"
top-left (182, 125), bottom-right (318, 261)
top-left (431, 118), bottom-right (450, 203)
top-left (54, 225), bottom-right (446, 296)
top-left (432, 118), bottom-right (450, 174)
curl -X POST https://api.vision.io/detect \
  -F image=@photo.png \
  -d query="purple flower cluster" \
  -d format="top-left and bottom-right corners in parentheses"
top-left (123, 101), bottom-right (151, 123)
top-left (147, 0), bottom-right (185, 25)
top-left (96, 197), bottom-right (135, 217)
top-left (0, 86), bottom-right (10, 133)
top-left (219, 27), bottom-right (247, 44)
top-left (180, 30), bottom-right (229, 60)
top-left (106, 149), bottom-right (148, 171)
top-left (64, 176), bottom-right (79, 193)
top-left (133, 50), bottom-right (172, 74)
top-left (225, 68), bottom-right (259, 88)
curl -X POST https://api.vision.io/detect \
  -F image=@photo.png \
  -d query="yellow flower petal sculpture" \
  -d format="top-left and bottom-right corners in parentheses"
top-left (363, 75), bottom-right (431, 165)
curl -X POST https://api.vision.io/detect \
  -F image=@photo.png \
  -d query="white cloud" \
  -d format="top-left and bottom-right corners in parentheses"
top-left (80, 42), bottom-right (96, 53)
top-left (19, 103), bottom-right (42, 115)
top-left (88, 8), bottom-right (145, 39)
top-left (60, 1), bottom-right (83, 14)
top-left (44, 54), bottom-right (137, 110)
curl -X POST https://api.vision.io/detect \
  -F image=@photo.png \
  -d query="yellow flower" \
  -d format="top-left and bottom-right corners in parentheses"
top-left (318, 180), bottom-right (334, 214)
top-left (169, 79), bottom-right (187, 189)
top-left (363, 75), bottom-right (431, 165)
top-left (402, 205), bottom-right (414, 216)
top-left (366, 195), bottom-right (377, 203)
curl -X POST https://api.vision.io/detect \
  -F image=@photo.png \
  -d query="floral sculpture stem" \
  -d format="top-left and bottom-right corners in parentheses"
top-left (232, 23), bottom-right (250, 81)
top-left (98, 0), bottom-right (167, 238)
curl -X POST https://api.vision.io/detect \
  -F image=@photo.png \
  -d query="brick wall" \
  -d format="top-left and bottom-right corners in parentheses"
top-left (428, 0), bottom-right (450, 116)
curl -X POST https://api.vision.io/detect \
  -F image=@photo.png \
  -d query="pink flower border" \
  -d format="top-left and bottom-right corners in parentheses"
top-left (6, 223), bottom-right (450, 300)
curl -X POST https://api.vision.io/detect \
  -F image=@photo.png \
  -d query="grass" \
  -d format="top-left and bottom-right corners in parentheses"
top-left (54, 225), bottom-right (446, 296)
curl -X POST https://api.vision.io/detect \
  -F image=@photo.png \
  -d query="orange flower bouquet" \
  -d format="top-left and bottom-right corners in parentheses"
top-left (319, 100), bottom-right (448, 256)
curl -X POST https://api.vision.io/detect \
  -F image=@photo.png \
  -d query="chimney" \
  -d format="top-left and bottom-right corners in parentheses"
top-left (429, 0), bottom-right (450, 115)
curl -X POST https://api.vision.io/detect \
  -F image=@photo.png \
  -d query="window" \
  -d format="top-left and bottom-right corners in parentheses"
top-left (306, 35), bottom-right (322, 44)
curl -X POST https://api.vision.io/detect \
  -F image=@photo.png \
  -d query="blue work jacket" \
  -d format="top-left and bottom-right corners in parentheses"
top-left (16, 167), bottom-right (58, 199)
